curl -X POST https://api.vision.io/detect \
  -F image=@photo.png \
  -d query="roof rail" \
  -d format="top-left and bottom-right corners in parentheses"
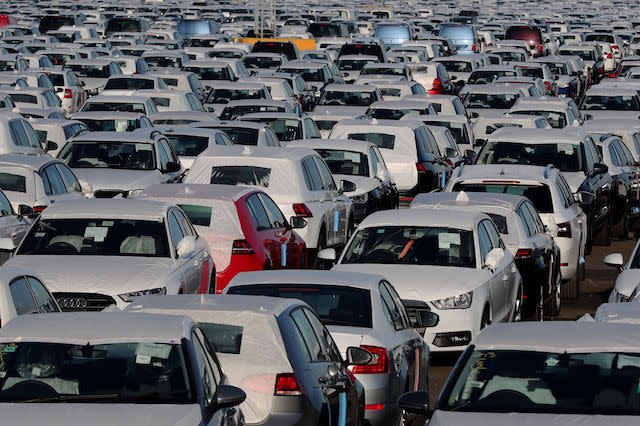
top-left (543, 163), bottom-right (554, 179)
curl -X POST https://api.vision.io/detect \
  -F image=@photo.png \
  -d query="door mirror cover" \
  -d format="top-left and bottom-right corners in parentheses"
top-left (317, 248), bottom-right (336, 262)
top-left (176, 235), bottom-right (197, 258)
top-left (484, 247), bottom-right (504, 272)
top-left (464, 149), bottom-right (476, 160)
top-left (18, 204), bottom-right (34, 217)
top-left (445, 147), bottom-right (457, 158)
top-left (290, 216), bottom-right (307, 229)
top-left (397, 391), bottom-right (432, 416)
top-left (413, 309), bottom-right (439, 328)
top-left (164, 161), bottom-right (181, 173)
top-left (46, 140), bottom-right (58, 152)
top-left (214, 385), bottom-right (246, 410)
top-left (593, 162), bottom-right (608, 174)
top-left (604, 252), bottom-right (624, 268)
top-left (346, 346), bottom-right (372, 366)
top-left (340, 179), bottom-right (357, 193)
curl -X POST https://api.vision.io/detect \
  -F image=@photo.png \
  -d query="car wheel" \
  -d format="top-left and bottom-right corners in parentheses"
top-left (613, 206), bottom-right (629, 240)
top-left (560, 262), bottom-right (580, 301)
top-left (593, 213), bottom-right (612, 246)
top-left (511, 284), bottom-right (523, 322)
top-left (544, 274), bottom-right (562, 317)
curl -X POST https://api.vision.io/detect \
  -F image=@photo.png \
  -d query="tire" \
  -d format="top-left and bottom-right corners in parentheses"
top-left (613, 207), bottom-right (629, 240)
top-left (544, 274), bottom-right (561, 317)
top-left (593, 214), bottom-right (612, 246)
top-left (561, 263), bottom-right (580, 301)
top-left (312, 228), bottom-right (327, 270)
top-left (480, 306), bottom-right (491, 330)
top-left (511, 284), bottom-right (523, 322)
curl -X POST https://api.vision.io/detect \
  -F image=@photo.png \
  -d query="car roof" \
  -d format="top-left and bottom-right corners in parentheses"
top-left (229, 270), bottom-right (386, 290)
top-left (287, 138), bottom-right (375, 152)
top-left (324, 83), bottom-right (376, 92)
top-left (359, 208), bottom-right (484, 230)
top-left (40, 199), bottom-right (173, 221)
top-left (334, 118), bottom-right (425, 130)
top-left (488, 127), bottom-right (584, 143)
top-left (0, 153), bottom-right (60, 169)
top-left (584, 86), bottom-right (639, 96)
top-left (141, 183), bottom-right (256, 203)
top-left (197, 145), bottom-right (316, 162)
top-left (0, 312), bottom-right (193, 345)
top-left (412, 191), bottom-right (527, 210)
top-left (84, 95), bottom-right (153, 103)
top-left (474, 321), bottom-right (640, 353)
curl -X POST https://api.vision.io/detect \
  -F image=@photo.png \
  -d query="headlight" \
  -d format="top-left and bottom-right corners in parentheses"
top-left (118, 287), bottom-right (166, 302)
top-left (349, 193), bottom-right (368, 203)
top-left (432, 292), bottom-right (473, 310)
top-left (126, 189), bottom-right (145, 198)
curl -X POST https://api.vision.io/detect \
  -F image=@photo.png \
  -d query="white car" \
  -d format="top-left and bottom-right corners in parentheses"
top-left (580, 87), bottom-right (640, 120)
top-left (184, 146), bottom-right (354, 264)
top-left (472, 115), bottom-right (551, 147)
top-left (325, 208), bottom-right (522, 352)
top-left (603, 239), bottom-right (640, 303)
top-left (5, 198), bottom-right (215, 310)
top-left (80, 95), bottom-right (160, 117)
top-left (0, 113), bottom-right (49, 155)
top-left (447, 164), bottom-right (587, 300)
top-left (44, 68), bottom-right (87, 114)
top-left (400, 321), bottom-right (640, 425)
top-left (133, 89), bottom-right (205, 113)
top-left (0, 312), bottom-right (245, 425)
top-left (64, 59), bottom-right (123, 95)
top-left (0, 266), bottom-right (60, 322)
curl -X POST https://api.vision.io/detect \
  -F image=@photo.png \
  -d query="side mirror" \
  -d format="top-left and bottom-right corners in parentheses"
top-left (214, 385), bottom-right (246, 410)
top-left (80, 81), bottom-right (86, 86)
top-left (464, 149), bottom-right (476, 160)
top-left (444, 147), bottom-right (457, 158)
top-left (474, 138), bottom-right (486, 147)
top-left (593, 162), bottom-right (608, 174)
top-left (206, 106), bottom-right (215, 113)
top-left (340, 179), bottom-right (356, 193)
top-left (397, 391), bottom-right (432, 417)
top-left (0, 237), bottom-right (16, 252)
top-left (571, 71), bottom-right (580, 77)
top-left (164, 161), bottom-right (181, 173)
top-left (483, 247), bottom-right (504, 273)
top-left (412, 309), bottom-right (439, 328)
top-left (604, 252), bottom-right (624, 270)
top-left (345, 346), bottom-right (372, 366)
top-left (317, 248), bottom-right (336, 262)
top-left (584, 114), bottom-right (593, 120)
top-left (18, 204), bottom-right (34, 217)
top-left (176, 235), bottom-right (197, 258)
top-left (45, 140), bottom-right (58, 152)
top-left (469, 111), bottom-right (479, 119)
top-left (290, 216), bottom-right (307, 229)
top-left (450, 75), bottom-right (457, 81)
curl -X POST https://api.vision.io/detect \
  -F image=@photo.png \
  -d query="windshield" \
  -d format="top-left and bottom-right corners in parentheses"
top-left (0, 341), bottom-right (191, 403)
top-left (510, 110), bottom-right (567, 128)
top-left (464, 93), bottom-right (520, 109)
top-left (242, 117), bottom-right (300, 141)
top-left (452, 182), bottom-right (554, 213)
top-left (59, 142), bottom-right (156, 170)
top-left (243, 56), bottom-right (283, 69)
top-left (184, 66), bottom-right (229, 81)
top-left (145, 57), bottom-right (182, 68)
top-left (167, 135), bottom-right (209, 156)
top-left (440, 61), bottom-right (473, 73)
top-left (18, 219), bottom-right (170, 257)
top-left (319, 90), bottom-right (375, 106)
top-left (280, 68), bottom-right (323, 82)
top-left (210, 165), bottom-right (271, 187)
top-left (367, 108), bottom-right (423, 120)
top-left (316, 149), bottom-right (369, 176)
top-left (442, 349), bottom-right (640, 415)
top-left (220, 105), bottom-right (284, 120)
top-left (82, 102), bottom-right (147, 114)
top-left (582, 95), bottom-right (640, 111)
top-left (68, 65), bottom-right (109, 79)
top-left (342, 226), bottom-right (476, 267)
top-left (518, 66), bottom-right (543, 78)
top-left (227, 284), bottom-right (373, 328)
top-left (468, 70), bottom-right (517, 84)
top-left (477, 141), bottom-right (582, 171)
top-left (206, 88), bottom-right (264, 103)
top-left (361, 66), bottom-right (406, 76)
top-left (79, 119), bottom-right (140, 132)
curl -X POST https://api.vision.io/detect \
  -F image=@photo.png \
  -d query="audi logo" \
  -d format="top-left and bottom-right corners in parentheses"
top-left (57, 298), bottom-right (88, 309)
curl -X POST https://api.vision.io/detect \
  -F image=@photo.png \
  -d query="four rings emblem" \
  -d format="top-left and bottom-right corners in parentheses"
top-left (57, 298), bottom-right (88, 309)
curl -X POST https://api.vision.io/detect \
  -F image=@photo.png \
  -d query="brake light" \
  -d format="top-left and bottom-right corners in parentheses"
top-left (544, 80), bottom-right (552, 92)
top-left (607, 53), bottom-right (613, 59)
top-left (471, 43), bottom-right (477, 52)
top-left (557, 221), bottom-right (571, 238)
top-left (232, 239), bottom-right (254, 254)
top-left (365, 403), bottom-right (385, 411)
top-left (292, 203), bottom-right (313, 217)
top-left (416, 162), bottom-right (427, 173)
top-left (609, 73), bottom-right (617, 78)
top-left (63, 89), bottom-right (73, 99)
top-left (611, 44), bottom-right (619, 50)
top-left (432, 77), bottom-right (442, 91)
top-left (274, 373), bottom-right (302, 395)
top-left (353, 345), bottom-right (389, 374)
top-left (537, 43), bottom-right (544, 54)
top-left (445, 158), bottom-right (453, 167)
top-left (515, 248), bottom-right (532, 259)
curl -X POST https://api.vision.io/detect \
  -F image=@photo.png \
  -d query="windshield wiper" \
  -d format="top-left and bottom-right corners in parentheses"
top-left (15, 393), bottom-right (120, 403)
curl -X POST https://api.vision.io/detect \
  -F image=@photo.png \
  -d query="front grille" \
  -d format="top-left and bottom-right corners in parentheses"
top-left (94, 190), bottom-right (125, 198)
top-left (53, 292), bottom-right (116, 312)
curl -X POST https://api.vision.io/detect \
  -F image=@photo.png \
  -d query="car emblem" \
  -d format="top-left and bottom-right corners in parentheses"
top-left (57, 297), bottom-right (88, 309)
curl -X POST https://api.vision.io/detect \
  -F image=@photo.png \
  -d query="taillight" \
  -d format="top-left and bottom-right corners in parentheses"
top-left (274, 373), bottom-right (302, 396)
top-left (445, 158), bottom-right (453, 167)
top-left (544, 81), bottom-right (552, 92)
top-left (557, 222), bottom-right (571, 238)
top-left (611, 44), bottom-right (619, 50)
top-left (232, 239), bottom-right (254, 254)
top-left (607, 53), bottom-right (613, 59)
top-left (432, 77), bottom-right (442, 91)
top-left (292, 203), bottom-right (312, 217)
top-left (353, 345), bottom-right (389, 375)
top-left (515, 248), bottom-right (532, 259)
top-left (609, 73), bottom-right (617, 78)
top-left (537, 43), bottom-right (544, 54)
top-left (365, 403), bottom-right (385, 411)
top-left (416, 162), bottom-right (427, 173)
top-left (63, 89), bottom-right (73, 99)
top-left (471, 43), bottom-right (477, 52)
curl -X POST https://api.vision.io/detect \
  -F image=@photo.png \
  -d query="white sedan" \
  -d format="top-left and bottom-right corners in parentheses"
top-left (323, 209), bottom-right (522, 352)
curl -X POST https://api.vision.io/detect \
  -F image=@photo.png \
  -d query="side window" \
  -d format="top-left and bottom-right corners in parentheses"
top-left (616, 140), bottom-right (634, 166)
top-left (379, 282), bottom-right (405, 330)
top-left (175, 209), bottom-right (196, 237)
top-left (56, 164), bottom-right (81, 193)
top-left (558, 174), bottom-right (575, 206)
top-left (9, 120), bottom-right (28, 147)
top-left (0, 191), bottom-right (12, 214)
top-left (582, 140), bottom-right (595, 170)
top-left (22, 122), bottom-right (42, 149)
top-left (524, 201), bottom-right (546, 234)
top-left (157, 142), bottom-right (170, 170)
top-left (609, 144), bottom-right (621, 166)
top-left (160, 139), bottom-right (179, 163)
top-left (304, 308), bottom-right (341, 363)
top-left (483, 219), bottom-right (503, 249)
top-left (477, 222), bottom-right (493, 264)
top-left (424, 128), bottom-right (441, 156)
top-left (369, 147), bottom-right (379, 177)
top-left (519, 204), bottom-right (537, 236)
top-left (384, 281), bottom-right (410, 328)
top-left (10, 277), bottom-right (37, 316)
top-left (168, 211), bottom-right (185, 254)
top-left (267, 128), bottom-right (280, 146)
top-left (314, 157), bottom-right (337, 191)
top-left (27, 276), bottom-right (58, 313)
top-left (258, 193), bottom-right (286, 228)
top-left (245, 194), bottom-right (271, 230)
top-left (518, 206), bottom-right (532, 237)
top-left (291, 308), bottom-right (326, 361)
top-left (214, 133), bottom-right (228, 146)
top-left (305, 119), bottom-right (320, 138)
top-left (192, 330), bottom-right (216, 405)
top-left (42, 165), bottom-right (66, 194)
top-left (303, 157), bottom-right (324, 191)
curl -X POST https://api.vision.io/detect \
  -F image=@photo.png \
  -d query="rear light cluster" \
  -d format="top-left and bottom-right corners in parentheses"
top-left (416, 162), bottom-right (427, 173)
top-left (607, 53), bottom-right (613, 59)
top-left (365, 403), bottom-right (385, 411)
top-left (274, 373), bottom-right (302, 396)
top-left (471, 43), bottom-right (478, 52)
top-left (515, 248), bottom-right (532, 259)
top-left (293, 203), bottom-right (313, 217)
top-left (430, 77), bottom-right (443, 93)
top-left (557, 222), bottom-right (572, 238)
top-left (537, 43), bottom-right (544, 55)
top-left (63, 89), bottom-right (73, 99)
top-left (353, 345), bottom-right (389, 375)
top-left (232, 239), bottom-right (254, 255)
top-left (543, 80), bottom-right (552, 93)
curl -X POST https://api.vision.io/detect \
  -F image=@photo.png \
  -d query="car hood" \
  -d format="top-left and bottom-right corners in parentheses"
top-left (0, 403), bottom-right (201, 426)
top-left (429, 411), bottom-right (640, 426)
top-left (6, 256), bottom-right (174, 295)
top-left (72, 169), bottom-right (163, 193)
top-left (334, 174), bottom-right (380, 196)
top-left (333, 264), bottom-right (488, 301)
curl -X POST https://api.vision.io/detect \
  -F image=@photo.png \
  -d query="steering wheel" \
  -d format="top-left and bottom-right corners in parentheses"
top-left (47, 242), bottom-right (78, 253)
top-left (363, 249), bottom-right (399, 263)
top-left (481, 389), bottom-right (534, 406)
top-left (326, 100), bottom-right (343, 106)
top-left (6, 380), bottom-right (58, 398)
top-left (74, 160), bottom-right (94, 167)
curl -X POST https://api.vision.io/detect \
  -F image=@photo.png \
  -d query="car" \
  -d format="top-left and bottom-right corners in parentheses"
top-left (439, 23), bottom-right (479, 55)
top-left (505, 25), bottom-right (547, 56)
top-left (156, 127), bottom-right (232, 170)
top-left (330, 119), bottom-right (451, 202)
top-left (4, 87), bottom-right (64, 115)
top-left (126, 294), bottom-right (367, 425)
top-left (558, 43), bottom-right (606, 84)
top-left (0, 113), bottom-right (50, 155)
top-left (461, 84), bottom-right (527, 119)
top-left (99, 75), bottom-right (168, 96)
top-left (374, 22), bottom-right (411, 48)
top-left (141, 183), bottom-right (306, 292)
top-left (288, 138), bottom-right (398, 222)
top-left (192, 120), bottom-right (281, 148)
top-left (151, 69), bottom-right (206, 100)
top-left (43, 68), bottom-right (87, 114)
top-left (225, 270), bottom-right (431, 426)
top-left (183, 60), bottom-right (238, 91)
top-left (133, 89), bottom-right (205, 113)
top-left (242, 53), bottom-right (289, 74)
top-left (141, 50), bottom-right (190, 71)
top-left (466, 65), bottom-right (521, 85)
top-left (399, 322), bottom-right (640, 425)
top-left (184, 146), bottom-right (354, 266)
top-left (111, 55), bottom-right (151, 75)
top-left (64, 58), bottom-right (123, 95)
top-left (472, 115), bottom-right (551, 147)
top-left (5, 198), bottom-right (215, 309)
top-left (29, 118), bottom-right (88, 157)
top-left (0, 311), bottom-right (246, 425)
top-left (582, 118), bottom-right (640, 161)
top-left (407, 62), bottom-right (454, 95)
top-left (507, 97), bottom-right (581, 129)
top-left (324, 208), bottom-right (522, 353)
top-left (412, 191), bottom-right (561, 319)
top-left (337, 54), bottom-right (380, 83)
top-left (354, 62), bottom-right (413, 84)
top-left (516, 62), bottom-right (558, 95)
top-left (202, 81), bottom-right (271, 116)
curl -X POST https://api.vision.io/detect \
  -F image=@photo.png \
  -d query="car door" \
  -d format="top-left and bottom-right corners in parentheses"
top-left (478, 219), bottom-right (507, 321)
top-left (518, 202), bottom-right (550, 299)
top-left (523, 201), bottom-right (556, 296)
top-left (315, 157), bottom-right (348, 245)
top-left (174, 208), bottom-right (208, 294)
top-left (302, 156), bottom-right (333, 247)
top-left (258, 192), bottom-right (304, 269)
top-left (167, 209), bottom-right (190, 293)
top-left (245, 193), bottom-right (281, 269)
top-left (583, 138), bottom-right (611, 230)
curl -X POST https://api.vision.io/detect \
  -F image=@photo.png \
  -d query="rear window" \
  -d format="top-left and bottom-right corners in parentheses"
top-left (106, 18), bottom-right (141, 33)
top-left (0, 172), bottom-right (26, 192)
top-left (39, 16), bottom-right (74, 33)
top-left (167, 135), bottom-right (209, 156)
top-left (210, 166), bottom-right (271, 187)
top-left (104, 78), bottom-right (154, 90)
top-left (453, 182), bottom-right (554, 213)
top-left (518, 66), bottom-right (543, 78)
top-left (252, 42), bottom-right (296, 60)
top-left (10, 94), bottom-right (37, 104)
top-left (227, 284), bottom-right (373, 328)
top-left (214, 127), bottom-right (259, 145)
top-left (199, 323), bottom-right (243, 354)
top-left (505, 26), bottom-right (542, 44)
top-left (349, 133), bottom-right (395, 149)
top-left (177, 204), bottom-right (212, 226)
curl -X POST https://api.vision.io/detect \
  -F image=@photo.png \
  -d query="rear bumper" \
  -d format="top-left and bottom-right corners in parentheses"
top-left (355, 373), bottom-right (401, 426)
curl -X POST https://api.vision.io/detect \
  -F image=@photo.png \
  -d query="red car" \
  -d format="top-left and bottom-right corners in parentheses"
top-left (142, 184), bottom-right (307, 293)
